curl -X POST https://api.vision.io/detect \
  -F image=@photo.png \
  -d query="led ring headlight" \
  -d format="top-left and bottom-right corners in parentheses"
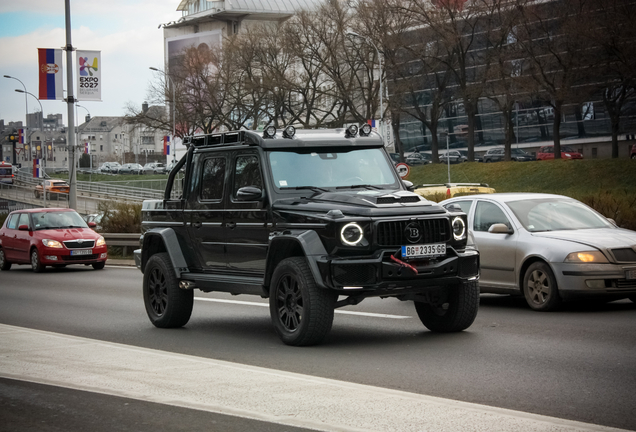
top-left (452, 216), bottom-right (466, 240)
top-left (341, 222), bottom-right (364, 246)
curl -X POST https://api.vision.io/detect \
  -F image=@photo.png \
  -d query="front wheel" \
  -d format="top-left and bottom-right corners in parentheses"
top-left (414, 280), bottom-right (479, 332)
top-left (269, 257), bottom-right (336, 346)
top-left (92, 262), bottom-right (105, 270)
top-left (143, 253), bottom-right (193, 328)
top-left (523, 261), bottom-right (561, 311)
top-left (0, 249), bottom-right (11, 271)
top-left (31, 248), bottom-right (45, 273)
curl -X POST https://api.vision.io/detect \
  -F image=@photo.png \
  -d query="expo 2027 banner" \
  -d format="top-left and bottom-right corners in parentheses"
top-left (76, 50), bottom-right (102, 101)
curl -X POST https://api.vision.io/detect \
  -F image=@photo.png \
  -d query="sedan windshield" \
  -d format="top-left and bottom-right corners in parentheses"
top-left (32, 211), bottom-right (89, 230)
top-left (506, 198), bottom-right (613, 232)
top-left (268, 148), bottom-right (400, 190)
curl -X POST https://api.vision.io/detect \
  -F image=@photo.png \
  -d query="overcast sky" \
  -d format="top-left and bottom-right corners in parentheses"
top-left (0, 0), bottom-right (181, 128)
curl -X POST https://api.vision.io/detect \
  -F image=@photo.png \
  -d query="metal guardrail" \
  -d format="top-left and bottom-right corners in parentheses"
top-left (101, 233), bottom-right (140, 256)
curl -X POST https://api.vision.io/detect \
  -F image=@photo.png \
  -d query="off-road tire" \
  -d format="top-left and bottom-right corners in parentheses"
top-left (0, 249), bottom-right (11, 271)
top-left (143, 253), bottom-right (193, 328)
top-left (92, 262), bottom-right (105, 270)
top-left (523, 261), bottom-right (561, 311)
top-left (414, 280), bottom-right (479, 332)
top-left (269, 257), bottom-right (336, 346)
top-left (31, 248), bottom-right (45, 273)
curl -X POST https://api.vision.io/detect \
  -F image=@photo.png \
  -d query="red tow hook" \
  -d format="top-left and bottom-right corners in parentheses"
top-left (390, 253), bottom-right (419, 275)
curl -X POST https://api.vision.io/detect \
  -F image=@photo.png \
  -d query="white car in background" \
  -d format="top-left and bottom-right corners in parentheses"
top-left (441, 193), bottom-right (636, 311)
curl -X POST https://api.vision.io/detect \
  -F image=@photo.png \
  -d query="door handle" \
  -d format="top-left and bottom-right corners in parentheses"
top-left (192, 221), bottom-right (202, 228)
top-left (226, 222), bottom-right (236, 229)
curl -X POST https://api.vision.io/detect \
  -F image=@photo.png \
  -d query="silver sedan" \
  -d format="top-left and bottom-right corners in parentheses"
top-left (441, 193), bottom-right (636, 311)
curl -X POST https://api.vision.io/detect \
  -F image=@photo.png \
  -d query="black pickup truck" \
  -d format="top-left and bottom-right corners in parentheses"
top-left (135, 124), bottom-right (480, 346)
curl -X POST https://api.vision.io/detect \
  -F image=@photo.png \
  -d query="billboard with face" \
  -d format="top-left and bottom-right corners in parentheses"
top-left (166, 30), bottom-right (222, 74)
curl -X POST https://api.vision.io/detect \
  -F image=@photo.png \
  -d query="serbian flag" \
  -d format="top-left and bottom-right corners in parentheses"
top-left (85, 142), bottom-right (89, 154)
top-left (33, 158), bottom-right (41, 178)
top-left (163, 136), bottom-right (170, 156)
top-left (367, 119), bottom-right (376, 127)
top-left (38, 48), bottom-right (63, 100)
top-left (18, 129), bottom-right (25, 143)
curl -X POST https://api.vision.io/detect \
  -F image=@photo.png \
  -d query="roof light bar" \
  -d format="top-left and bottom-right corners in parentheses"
top-left (346, 124), bottom-right (359, 138)
top-left (263, 126), bottom-right (276, 138)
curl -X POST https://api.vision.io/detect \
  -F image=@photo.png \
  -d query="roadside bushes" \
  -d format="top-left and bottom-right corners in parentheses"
top-left (579, 191), bottom-right (636, 231)
top-left (96, 200), bottom-right (142, 233)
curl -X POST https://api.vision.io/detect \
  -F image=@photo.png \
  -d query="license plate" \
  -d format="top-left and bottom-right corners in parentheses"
top-left (402, 244), bottom-right (446, 258)
top-left (70, 249), bottom-right (92, 256)
top-left (626, 269), bottom-right (636, 280)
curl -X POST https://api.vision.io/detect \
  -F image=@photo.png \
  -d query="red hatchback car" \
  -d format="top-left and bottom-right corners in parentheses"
top-left (537, 145), bottom-right (583, 160)
top-left (0, 208), bottom-right (107, 272)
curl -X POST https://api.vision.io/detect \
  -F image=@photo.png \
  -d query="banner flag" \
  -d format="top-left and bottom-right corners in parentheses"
top-left (34, 141), bottom-right (42, 159)
top-left (18, 129), bottom-right (25, 144)
top-left (38, 48), bottom-right (63, 100)
top-left (85, 142), bottom-right (89, 154)
top-left (163, 136), bottom-right (170, 156)
top-left (47, 142), bottom-right (53, 161)
top-left (33, 158), bottom-right (41, 178)
top-left (77, 50), bottom-right (102, 101)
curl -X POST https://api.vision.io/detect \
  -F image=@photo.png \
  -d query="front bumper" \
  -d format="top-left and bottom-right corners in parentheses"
top-left (39, 245), bottom-right (108, 265)
top-left (553, 262), bottom-right (636, 298)
top-left (315, 247), bottom-right (479, 294)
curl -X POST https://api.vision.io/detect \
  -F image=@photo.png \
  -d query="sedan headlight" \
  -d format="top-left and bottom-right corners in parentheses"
top-left (96, 236), bottom-right (106, 247)
top-left (452, 216), bottom-right (466, 241)
top-left (564, 251), bottom-right (608, 263)
top-left (42, 239), bottom-right (63, 248)
top-left (340, 223), bottom-right (365, 246)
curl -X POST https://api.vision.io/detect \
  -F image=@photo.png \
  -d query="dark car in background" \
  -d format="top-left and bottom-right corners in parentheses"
top-left (439, 150), bottom-right (466, 164)
top-left (483, 147), bottom-right (536, 162)
top-left (405, 152), bottom-right (431, 165)
top-left (98, 162), bottom-right (121, 174)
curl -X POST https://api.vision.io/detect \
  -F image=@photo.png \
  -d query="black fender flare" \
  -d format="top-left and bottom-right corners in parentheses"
top-left (265, 230), bottom-right (328, 290)
top-left (141, 227), bottom-right (189, 277)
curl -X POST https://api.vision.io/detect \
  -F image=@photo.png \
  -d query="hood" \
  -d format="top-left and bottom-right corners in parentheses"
top-left (273, 189), bottom-right (445, 217)
top-left (532, 228), bottom-right (636, 250)
top-left (40, 228), bottom-right (100, 240)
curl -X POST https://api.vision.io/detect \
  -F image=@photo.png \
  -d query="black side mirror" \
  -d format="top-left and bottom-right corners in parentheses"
top-left (236, 186), bottom-right (263, 201)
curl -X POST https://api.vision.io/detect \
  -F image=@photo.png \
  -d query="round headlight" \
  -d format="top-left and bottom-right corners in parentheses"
top-left (283, 125), bottom-right (296, 138)
top-left (452, 216), bottom-right (466, 240)
top-left (264, 125), bottom-right (276, 138)
top-left (346, 124), bottom-right (359, 137)
top-left (360, 123), bottom-right (372, 136)
top-left (341, 223), bottom-right (364, 246)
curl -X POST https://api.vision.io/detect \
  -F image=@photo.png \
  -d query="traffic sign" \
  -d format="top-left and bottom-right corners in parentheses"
top-left (395, 162), bottom-right (410, 178)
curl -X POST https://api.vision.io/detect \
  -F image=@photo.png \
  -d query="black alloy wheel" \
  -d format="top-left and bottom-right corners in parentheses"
top-left (269, 257), bottom-right (336, 346)
top-left (143, 253), bottom-right (193, 328)
top-left (414, 280), bottom-right (479, 332)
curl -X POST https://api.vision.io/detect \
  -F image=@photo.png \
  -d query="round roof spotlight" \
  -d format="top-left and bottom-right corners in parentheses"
top-left (360, 123), bottom-right (372, 136)
top-left (346, 124), bottom-right (359, 138)
top-left (264, 125), bottom-right (276, 138)
top-left (283, 125), bottom-right (296, 138)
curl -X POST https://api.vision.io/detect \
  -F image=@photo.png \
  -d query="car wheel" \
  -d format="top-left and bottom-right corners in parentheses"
top-left (0, 249), bottom-right (11, 271)
top-left (92, 262), bottom-right (105, 270)
top-left (485, 158), bottom-right (492, 163)
top-left (143, 253), bottom-right (193, 328)
top-left (523, 261), bottom-right (561, 311)
top-left (31, 248), bottom-right (45, 273)
top-left (414, 280), bottom-right (479, 332)
top-left (269, 257), bottom-right (336, 346)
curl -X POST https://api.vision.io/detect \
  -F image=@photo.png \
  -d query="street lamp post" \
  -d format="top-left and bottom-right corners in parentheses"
top-left (5, 75), bottom-right (28, 129)
top-left (149, 67), bottom-right (176, 162)
top-left (15, 89), bottom-right (46, 207)
top-left (346, 31), bottom-right (384, 143)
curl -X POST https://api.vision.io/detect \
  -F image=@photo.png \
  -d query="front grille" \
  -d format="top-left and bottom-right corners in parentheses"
top-left (376, 218), bottom-right (450, 247)
top-left (615, 279), bottom-right (636, 289)
top-left (611, 248), bottom-right (636, 262)
top-left (64, 240), bottom-right (95, 249)
top-left (62, 254), bottom-right (98, 262)
top-left (376, 196), bottom-right (421, 204)
top-left (333, 264), bottom-right (376, 285)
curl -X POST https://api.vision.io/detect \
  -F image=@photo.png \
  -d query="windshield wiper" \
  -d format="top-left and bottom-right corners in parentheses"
top-left (336, 184), bottom-right (382, 190)
top-left (280, 186), bottom-right (329, 194)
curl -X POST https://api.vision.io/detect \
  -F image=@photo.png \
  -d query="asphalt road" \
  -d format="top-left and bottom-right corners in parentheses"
top-left (1, 264), bottom-right (635, 431)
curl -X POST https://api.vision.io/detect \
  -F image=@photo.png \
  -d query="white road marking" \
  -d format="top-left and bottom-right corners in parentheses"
top-left (195, 297), bottom-right (412, 319)
top-left (0, 324), bottom-right (627, 432)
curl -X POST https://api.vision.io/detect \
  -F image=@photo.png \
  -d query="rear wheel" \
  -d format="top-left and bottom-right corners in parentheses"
top-left (269, 257), bottom-right (336, 346)
top-left (0, 249), bottom-right (11, 271)
top-left (414, 280), bottom-right (479, 332)
top-left (31, 248), bottom-right (45, 273)
top-left (143, 253), bottom-right (193, 328)
top-left (523, 261), bottom-right (561, 311)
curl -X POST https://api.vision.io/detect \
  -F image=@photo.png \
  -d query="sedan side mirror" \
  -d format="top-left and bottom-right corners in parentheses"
top-left (488, 223), bottom-right (513, 234)
top-left (236, 186), bottom-right (263, 201)
top-left (18, 224), bottom-right (30, 231)
top-left (88, 221), bottom-right (97, 228)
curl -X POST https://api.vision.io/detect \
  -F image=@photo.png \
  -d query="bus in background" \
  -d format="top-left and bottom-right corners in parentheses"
top-left (0, 162), bottom-right (14, 185)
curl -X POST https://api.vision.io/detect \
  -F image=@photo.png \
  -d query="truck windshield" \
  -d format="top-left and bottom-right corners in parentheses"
top-left (268, 148), bottom-right (400, 190)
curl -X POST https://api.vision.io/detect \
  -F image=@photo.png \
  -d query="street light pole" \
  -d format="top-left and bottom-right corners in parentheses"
top-left (149, 67), bottom-right (176, 162)
top-left (15, 89), bottom-right (46, 207)
top-left (346, 32), bottom-right (383, 144)
top-left (5, 75), bottom-right (28, 129)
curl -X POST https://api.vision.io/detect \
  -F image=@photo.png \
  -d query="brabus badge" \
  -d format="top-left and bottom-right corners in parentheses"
top-left (405, 222), bottom-right (422, 243)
